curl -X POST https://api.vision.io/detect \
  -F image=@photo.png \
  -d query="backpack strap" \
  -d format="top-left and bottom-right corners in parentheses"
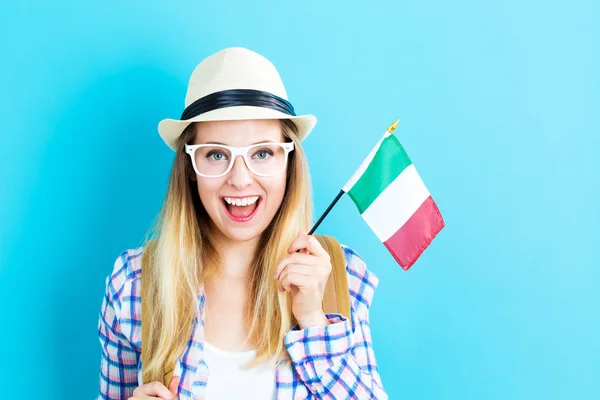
top-left (314, 234), bottom-right (352, 321)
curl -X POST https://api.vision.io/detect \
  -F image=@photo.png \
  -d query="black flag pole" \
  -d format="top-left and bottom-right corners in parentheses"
top-left (308, 190), bottom-right (345, 235)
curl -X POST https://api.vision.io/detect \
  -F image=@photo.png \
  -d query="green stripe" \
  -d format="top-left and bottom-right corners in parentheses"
top-left (347, 134), bottom-right (412, 214)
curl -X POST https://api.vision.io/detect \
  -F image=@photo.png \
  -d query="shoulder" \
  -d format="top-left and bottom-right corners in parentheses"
top-left (102, 246), bottom-right (145, 347)
top-left (104, 246), bottom-right (144, 302)
top-left (340, 244), bottom-right (380, 318)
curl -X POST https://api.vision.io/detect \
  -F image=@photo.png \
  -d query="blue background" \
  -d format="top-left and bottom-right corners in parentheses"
top-left (1, 1), bottom-right (598, 399)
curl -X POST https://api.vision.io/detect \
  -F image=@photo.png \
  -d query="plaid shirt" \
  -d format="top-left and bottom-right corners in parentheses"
top-left (97, 244), bottom-right (387, 399)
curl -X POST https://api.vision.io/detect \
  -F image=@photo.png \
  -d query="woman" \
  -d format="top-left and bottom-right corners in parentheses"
top-left (97, 47), bottom-right (387, 400)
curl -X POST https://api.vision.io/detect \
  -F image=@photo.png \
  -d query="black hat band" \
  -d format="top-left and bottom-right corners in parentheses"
top-left (180, 89), bottom-right (296, 120)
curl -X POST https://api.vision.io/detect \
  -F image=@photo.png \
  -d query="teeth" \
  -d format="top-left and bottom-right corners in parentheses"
top-left (223, 196), bottom-right (259, 206)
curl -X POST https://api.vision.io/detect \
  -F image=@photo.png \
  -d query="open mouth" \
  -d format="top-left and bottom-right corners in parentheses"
top-left (221, 196), bottom-right (262, 222)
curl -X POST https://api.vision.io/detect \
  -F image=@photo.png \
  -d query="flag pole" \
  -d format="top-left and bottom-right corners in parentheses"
top-left (308, 190), bottom-right (345, 235)
top-left (307, 119), bottom-right (400, 235)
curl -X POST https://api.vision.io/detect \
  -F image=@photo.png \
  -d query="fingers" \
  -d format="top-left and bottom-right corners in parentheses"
top-left (280, 272), bottom-right (314, 294)
top-left (129, 380), bottom-right (176, 400)
top-left (277, 262), bottom-right (330, 293)
top-left (287, 232), bottom-right (329, 258)
top-left (274, 232), bottom-right (332, 293)
top-left (168, 376), bottom-right (180, 398)
top-left (273, 252), bottom-right (319, 280)
top-left (277, 264), bottom-right (314, 292)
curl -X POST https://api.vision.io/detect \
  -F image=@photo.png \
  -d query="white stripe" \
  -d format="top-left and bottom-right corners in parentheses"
top-left (361, 164), bottom-right (430, 241)
top-left (342, 129), bottom-right (392, 192)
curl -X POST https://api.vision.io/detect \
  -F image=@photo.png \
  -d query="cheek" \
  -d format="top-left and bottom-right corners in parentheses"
top-left (263, 174), bottom-right (287, 204)
top-left (196, 178), bottom-right (223, 205)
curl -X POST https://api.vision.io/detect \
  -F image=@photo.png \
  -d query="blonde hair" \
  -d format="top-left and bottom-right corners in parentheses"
top-left (141, 119), bottom-right (312, 382)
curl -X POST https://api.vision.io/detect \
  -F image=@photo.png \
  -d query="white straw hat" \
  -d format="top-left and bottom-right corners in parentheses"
top-left (158, 47), bottom-right (317, 151)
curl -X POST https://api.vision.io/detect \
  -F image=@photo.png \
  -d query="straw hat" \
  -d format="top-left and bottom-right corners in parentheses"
top-left (158, 47), bottom-right (317, 151)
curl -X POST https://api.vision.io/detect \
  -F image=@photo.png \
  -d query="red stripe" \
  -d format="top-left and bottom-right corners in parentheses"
top-left (383, 196), bottom-right (445, 271)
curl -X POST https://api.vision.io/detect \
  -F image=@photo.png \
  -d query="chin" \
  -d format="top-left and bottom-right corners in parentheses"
top-left (220, 226), bottom-right (265, 243)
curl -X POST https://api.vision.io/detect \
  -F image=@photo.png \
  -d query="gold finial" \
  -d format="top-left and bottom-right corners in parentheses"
top-left (387, 119), bottom-right (400, 133)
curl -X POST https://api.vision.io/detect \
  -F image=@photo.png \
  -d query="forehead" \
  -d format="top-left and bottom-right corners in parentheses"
top-left (194, 119), bottom-right (283, 145)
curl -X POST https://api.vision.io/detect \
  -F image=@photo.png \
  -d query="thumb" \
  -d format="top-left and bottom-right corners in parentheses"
top-left (298, 231), bottom-right (309, 253)
top-left (168, 375), bottom-right (180, 398)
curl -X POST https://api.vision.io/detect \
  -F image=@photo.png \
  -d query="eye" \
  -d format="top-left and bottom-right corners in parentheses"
top-left (206, 150), bottom-right (228, 161)
top-left (253, 147), bottom-right (274, 160)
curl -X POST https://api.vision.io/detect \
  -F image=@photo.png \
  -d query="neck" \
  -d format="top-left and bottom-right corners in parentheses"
top-left (210, 228), bottom-right (261, 281)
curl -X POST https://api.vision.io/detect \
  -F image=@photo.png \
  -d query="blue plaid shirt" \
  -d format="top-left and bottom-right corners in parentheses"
top-left (97, 244), bottom-right (387, 399)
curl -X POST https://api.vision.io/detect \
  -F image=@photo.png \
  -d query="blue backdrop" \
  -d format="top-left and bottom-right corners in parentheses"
top-left (1, 1), bottom-right (598, 399)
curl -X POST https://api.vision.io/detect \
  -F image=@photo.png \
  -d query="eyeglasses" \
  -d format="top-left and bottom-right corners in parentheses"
top-left (184, 142), bottom-right (295, 178)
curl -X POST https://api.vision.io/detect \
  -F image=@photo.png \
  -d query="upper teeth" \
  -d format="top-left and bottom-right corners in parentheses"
top-left (224, 196), bottom-right (259, 206)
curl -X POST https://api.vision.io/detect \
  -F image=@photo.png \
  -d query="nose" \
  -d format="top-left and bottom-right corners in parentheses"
top-left (226, 155), bottom-right (253, 189)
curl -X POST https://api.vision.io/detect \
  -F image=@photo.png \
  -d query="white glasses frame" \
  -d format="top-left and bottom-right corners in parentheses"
top-left (184, 142), bottom-right (295, 178)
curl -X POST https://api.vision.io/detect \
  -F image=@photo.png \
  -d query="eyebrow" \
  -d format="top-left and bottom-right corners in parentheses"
top-left (200, 140), bottom-right (277, 145)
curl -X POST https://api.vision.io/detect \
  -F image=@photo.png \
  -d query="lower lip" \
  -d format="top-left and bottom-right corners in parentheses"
top-left (222, 198), bottom-right (261, 222)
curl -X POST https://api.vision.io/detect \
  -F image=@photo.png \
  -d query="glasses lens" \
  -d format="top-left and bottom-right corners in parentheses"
top-left (194, 145), bottom-right (232, 176)
top-left (247, 144), bottom-right (288, 175)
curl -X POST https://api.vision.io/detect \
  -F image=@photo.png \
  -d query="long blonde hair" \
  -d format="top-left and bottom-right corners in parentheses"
top-left (141, 119), bottom-right (312, 382)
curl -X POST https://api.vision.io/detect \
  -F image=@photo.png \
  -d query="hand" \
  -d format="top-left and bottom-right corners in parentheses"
top-left (127, 375), bottom-right (180, 400)
top-left (273, 231), bottom-right (332, 329)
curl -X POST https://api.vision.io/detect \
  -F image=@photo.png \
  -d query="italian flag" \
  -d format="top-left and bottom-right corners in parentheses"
top-left (343, 126), bottom-right (444, 271)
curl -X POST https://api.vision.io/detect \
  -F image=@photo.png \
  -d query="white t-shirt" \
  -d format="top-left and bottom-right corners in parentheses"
top-left (203, 340), bottom-right (276, 399)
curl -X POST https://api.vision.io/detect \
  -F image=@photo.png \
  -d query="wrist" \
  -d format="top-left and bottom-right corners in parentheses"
top-left (297, 311), bottom-right (330, 329)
